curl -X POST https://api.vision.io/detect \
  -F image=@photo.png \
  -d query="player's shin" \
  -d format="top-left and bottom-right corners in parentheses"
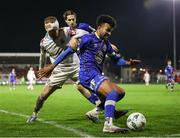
top-left (103, 90), bottom-right (118, 132)
top-left (34, 96), bottom-right (45, 113)
top-left (76, 84), bottom-right (101, 106)
top-left (103, 90), bottom-right (128, 133)
top-left (87, 93), bottom-right (101, 106)
top-left (104, 90), bottom-right (117, 119)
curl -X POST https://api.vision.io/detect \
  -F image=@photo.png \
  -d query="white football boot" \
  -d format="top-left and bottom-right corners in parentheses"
top-left (26, 112), bottom-right (37, 123)
top-left (85, 107), bottom-right (100, 123)
top-left (103, 117), bottom-right (129, 133)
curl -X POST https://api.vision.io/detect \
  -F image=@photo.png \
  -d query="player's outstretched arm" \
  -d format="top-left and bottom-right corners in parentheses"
top-left (128, 58), bottom-right (141, 65)
top-left (37, 38), bottom-right (78, 79)
top-left (111, 44), bottom-right (119, 53)
top-left (116, 58), bottom-right (141, 66)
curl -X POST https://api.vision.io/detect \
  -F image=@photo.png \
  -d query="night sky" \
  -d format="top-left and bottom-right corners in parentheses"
top-left (1, 0), bottom-right (180, 68)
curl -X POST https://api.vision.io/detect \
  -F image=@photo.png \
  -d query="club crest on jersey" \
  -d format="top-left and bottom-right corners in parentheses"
top-left (95, 50), bottom-right (104, 64)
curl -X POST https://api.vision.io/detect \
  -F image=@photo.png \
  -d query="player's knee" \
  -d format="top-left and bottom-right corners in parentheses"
top-left (107, 90), bottom-right (125, 102)
top-left (40, 93), bottom-right (49, 101)
top-left (114, 85), bottom-right (125, 94)
top-left (106, 90), bottom-right (119, 101)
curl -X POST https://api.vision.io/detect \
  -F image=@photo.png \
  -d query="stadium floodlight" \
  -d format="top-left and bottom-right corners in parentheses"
top-left (167, 0), bottom-right (177, 70)
top-left (172, 0), bottom-right (176, 70)
top-left (162, 0), bottom-right (178, 69)
top-left (144, 0), bottom-right (178, 69)
top-left (160, 0), bottom-right (177, 70)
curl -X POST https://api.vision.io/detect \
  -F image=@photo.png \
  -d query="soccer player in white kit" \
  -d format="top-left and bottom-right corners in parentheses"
top-left (27, 67), bottom-right (36, 90)
top-left (143, 70), bottom-right (150, 86)
top-left (26, 16), bottom-right (102, 123)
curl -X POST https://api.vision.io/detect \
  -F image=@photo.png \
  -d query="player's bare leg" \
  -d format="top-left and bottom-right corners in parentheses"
top-left (27, 85), bottom-right (58, 123)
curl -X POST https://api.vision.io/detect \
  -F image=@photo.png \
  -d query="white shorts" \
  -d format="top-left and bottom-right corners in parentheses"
top-left (46, 64), bottom-right (79, 88)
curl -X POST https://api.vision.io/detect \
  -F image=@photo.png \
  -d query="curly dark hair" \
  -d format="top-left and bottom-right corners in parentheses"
top-left (96, 15), bottom-right (117, 29)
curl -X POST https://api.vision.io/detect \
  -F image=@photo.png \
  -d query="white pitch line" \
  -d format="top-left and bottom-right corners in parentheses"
top-left (165, 134), bottom-right (180, 137)
top-left (0, 109), bottom-right (94, 138)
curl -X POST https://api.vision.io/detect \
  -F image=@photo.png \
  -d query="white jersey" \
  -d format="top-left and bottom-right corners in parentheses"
top-left (27, 70), bottom-right (36, 82)
top-left (39, 27), bottom-right (88, 69)
top-left (144, 72), bottom-right (150, 82)
top-left (39, 27), bottom-right (89, 87)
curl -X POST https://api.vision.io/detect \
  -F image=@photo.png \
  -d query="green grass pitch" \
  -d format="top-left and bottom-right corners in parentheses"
top-left (0, 84), bottom-right (180, 137)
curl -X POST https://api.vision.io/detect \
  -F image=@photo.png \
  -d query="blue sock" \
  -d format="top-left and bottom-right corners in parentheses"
top-left (87, 93), bottom-right (99, 105)
top-left (98, 92), bottom-right (125, 111)
top-left (104, 90), bottom-right (119, 118)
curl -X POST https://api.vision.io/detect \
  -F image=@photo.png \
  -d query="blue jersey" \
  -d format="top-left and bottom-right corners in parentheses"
top-left (9, 72), bottom-right (16, 82)
top-left (78, 33), bottom-right (114, 91)
top-left (164, 65), bottom-right (173, 78)
top-left (78, 33), bottom-right (114, 72)
top-left (164, 65), bottom-right (174, 82)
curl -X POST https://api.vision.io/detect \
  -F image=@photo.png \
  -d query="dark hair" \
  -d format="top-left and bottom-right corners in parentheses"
top-left (44, 16), bottom-right (57, 23)
top-left (63, 10), bottom-right (77, 20)
top-left (96, 15), bottom-right (117, 29)
top-left (167, 59), bottom-right (172, 62)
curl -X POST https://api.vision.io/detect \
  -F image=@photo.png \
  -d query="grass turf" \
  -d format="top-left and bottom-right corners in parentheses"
top-left (0, 84), bottom-right (180, 137)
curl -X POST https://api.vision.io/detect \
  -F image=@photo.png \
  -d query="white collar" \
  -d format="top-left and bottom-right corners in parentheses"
top-left (95, 32), bottom-right (100, 39)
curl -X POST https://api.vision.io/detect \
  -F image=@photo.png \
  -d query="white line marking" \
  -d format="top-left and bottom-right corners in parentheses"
top-left (165, 134), bottom-right (180, 137)
top-left (0, 109), bottom-right (94, 138)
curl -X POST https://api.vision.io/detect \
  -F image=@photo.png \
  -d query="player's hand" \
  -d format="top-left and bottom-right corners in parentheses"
top-left (111, 44), bottom-right (119, 53)
top-left (126, 59), bottom-right (141, 65)
top-left (37, 64), bottom-right (56, 79)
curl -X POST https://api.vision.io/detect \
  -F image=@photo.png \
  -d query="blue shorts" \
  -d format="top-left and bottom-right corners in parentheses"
top-left (79, 70), bottom-right (108, 92)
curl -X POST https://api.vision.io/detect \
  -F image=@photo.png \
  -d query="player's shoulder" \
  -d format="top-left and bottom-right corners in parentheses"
top-left (62, 26), bottom-right (72, 34)
top-left (40, 33), bottom-right (53, 47)
top-left (62, 26), bottom-right (72, 37)
top-left (63, 26), bottom-right (69, 30)
top-left (77, 22), bottom-right (95, 33)
top-left (73, 22), bottom-right (95, 38)
top-left (80, 33), bottom-right (94, 41)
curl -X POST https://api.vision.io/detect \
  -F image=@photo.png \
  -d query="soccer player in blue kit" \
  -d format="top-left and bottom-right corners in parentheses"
top-left (38, 14), bottom-right (140, 133)
top-left (164, 60), bottom-right (175, 91)
top-left (9, 68), bottom-right (16, 90)
top-left (62, 10), bottom-right (129, 123)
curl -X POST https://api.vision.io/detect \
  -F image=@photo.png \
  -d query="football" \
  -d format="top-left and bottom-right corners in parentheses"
top-left (126, 112), bottom-right (146, 130)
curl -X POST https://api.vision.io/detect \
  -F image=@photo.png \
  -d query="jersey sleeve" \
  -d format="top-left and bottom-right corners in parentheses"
top-left (73, 29), bottom-right (89, 39)
top-left (39, 38), bottom-right (47, 69)
top-left (105, 41), bottom-right (126, 65)
top-left (40, 35), bottom-right (55, 50)
top-left (106, 41), bottom-right (121, 61)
